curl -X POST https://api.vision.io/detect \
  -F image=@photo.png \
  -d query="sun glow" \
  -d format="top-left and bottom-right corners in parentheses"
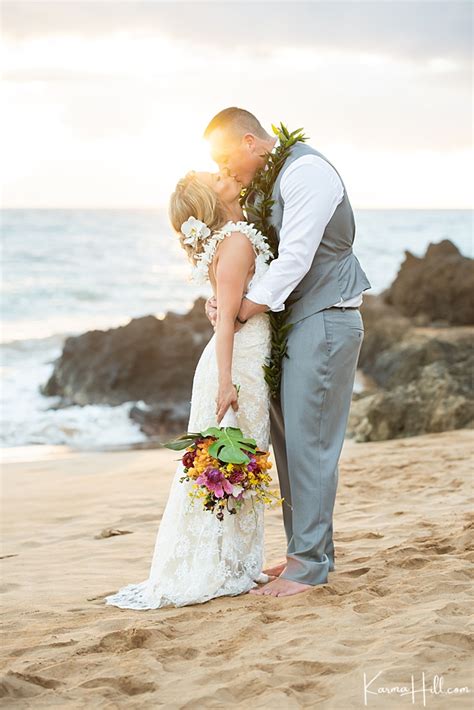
top-left (1, 27), bottom-right (471, 209)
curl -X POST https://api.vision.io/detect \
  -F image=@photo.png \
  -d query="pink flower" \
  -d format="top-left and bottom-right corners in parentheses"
top-left (196, 467), bottom-right (234, 498)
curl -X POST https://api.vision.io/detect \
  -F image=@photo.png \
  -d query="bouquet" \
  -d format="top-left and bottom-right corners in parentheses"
top-left (163, 406), bottom-right (282, 521)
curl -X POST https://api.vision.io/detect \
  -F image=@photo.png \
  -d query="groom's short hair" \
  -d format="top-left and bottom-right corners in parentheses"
top-left (204, 107), bottom-right (268, 139)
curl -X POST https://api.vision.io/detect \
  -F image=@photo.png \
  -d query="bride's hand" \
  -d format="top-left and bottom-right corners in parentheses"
top-left (216, 382), bottom-right (239, 424)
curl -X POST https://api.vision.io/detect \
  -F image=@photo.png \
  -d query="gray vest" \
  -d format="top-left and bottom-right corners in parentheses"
top-left (265, 141), bottom-right (371, 325)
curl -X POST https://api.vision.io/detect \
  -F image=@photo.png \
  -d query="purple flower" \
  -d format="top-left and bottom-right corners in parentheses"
top-left (196, 467), bottom-right (234, 498)
top-left (247, 456), bottom-right (258, 472)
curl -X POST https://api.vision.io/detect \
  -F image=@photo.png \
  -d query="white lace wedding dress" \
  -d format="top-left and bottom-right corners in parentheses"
top-left (104, 221), bottom-right (273, 609)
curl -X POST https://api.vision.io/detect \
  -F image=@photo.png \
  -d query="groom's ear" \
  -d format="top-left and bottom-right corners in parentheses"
top-left (243, 133), bottom-right (257, 153)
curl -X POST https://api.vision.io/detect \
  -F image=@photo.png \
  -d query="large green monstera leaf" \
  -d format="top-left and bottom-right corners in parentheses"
top-left (202, 426), bottom-right (257, 464)
top-left (163, 426), bottom-right (258, 465)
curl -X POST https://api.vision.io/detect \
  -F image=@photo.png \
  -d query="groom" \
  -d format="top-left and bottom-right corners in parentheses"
top-left (204, 107), bottom-right (371, 598)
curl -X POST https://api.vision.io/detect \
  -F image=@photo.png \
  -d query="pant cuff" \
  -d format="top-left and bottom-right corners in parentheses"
top-left (280, 553), bottom-right (330, 586)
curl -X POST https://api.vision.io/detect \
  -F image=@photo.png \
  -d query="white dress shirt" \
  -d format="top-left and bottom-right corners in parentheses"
top-left (245, 140), bottom-right (363, 312)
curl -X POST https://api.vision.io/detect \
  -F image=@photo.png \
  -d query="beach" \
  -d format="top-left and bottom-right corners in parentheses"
top-left (1, 429), bottom-right (472, 708)
top-left (2, 1), bottom-right (473, 706)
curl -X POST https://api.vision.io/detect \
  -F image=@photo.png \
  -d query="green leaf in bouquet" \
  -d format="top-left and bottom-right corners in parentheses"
top-left (200, 426), bottom-right (222, 438)
top-left (162, 432), bottom-right (200, 450)
top-left (207, 427), bottom-right (258, 464)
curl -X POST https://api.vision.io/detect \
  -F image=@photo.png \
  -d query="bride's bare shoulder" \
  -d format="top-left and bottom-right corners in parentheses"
top-left (210, 230), bottom-right (255, 283)
top-left (214, 228), bottom-right (255, 260)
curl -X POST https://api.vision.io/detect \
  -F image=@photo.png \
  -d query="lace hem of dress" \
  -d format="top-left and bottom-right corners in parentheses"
top-left (104, 464), bottom-right (268, 610)
top-left (104, 571), bottom-right (262, 610)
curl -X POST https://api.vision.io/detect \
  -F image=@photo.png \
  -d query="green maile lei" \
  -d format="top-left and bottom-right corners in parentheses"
top-left (239, 123), bottom-right (309, 398)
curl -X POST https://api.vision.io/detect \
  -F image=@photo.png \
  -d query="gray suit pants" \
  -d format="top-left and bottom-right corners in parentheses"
top-left (270, 306), bottom-right (364, 585)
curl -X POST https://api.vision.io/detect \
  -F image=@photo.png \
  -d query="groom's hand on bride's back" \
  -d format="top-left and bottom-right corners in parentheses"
top-left (205, 296), bottom-right (218, 329)
top-left (205, 296), bottom-right (246, 333)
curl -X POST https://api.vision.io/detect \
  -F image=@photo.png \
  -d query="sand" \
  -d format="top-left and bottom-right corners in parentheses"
top-left (1, 430), bottom-right (473, 708)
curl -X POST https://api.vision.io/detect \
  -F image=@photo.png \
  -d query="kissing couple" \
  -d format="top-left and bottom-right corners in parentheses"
top-left (105, 106), bottom-right (371, 609)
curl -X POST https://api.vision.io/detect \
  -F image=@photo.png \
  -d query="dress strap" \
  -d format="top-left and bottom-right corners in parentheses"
top-left (190, 220), bottom-right (272, 284)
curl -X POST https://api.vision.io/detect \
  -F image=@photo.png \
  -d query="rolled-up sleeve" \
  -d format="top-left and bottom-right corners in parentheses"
top-left (245, 156), bottom-right (344, 311)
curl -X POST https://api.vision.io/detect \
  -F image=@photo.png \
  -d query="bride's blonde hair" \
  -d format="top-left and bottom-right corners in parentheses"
top-left (169, 171), bottom-right (228, 264)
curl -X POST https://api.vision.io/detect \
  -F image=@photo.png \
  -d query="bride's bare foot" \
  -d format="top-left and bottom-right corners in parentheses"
top-left (250, 576), bottom-right (313, 597)
top-left (262, 561), bottom-right (286, 577)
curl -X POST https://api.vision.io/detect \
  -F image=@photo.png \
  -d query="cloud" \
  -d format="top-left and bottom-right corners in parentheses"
top-left (2, 0), bottom-right (472, 62)
top-left (1, 1), bottom-right (471, 208)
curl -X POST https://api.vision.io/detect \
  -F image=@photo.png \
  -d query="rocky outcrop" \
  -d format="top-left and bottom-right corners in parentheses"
top-left (349, 295), bottom-right (473, 441)
top-left (349, 241), bottom-right (474, 441)
top-left (356, 295), bottom-right (412, 381)
top-left (128, 401), bottom-right (191, 439)
top-left (41, 298), bottom-right (213, 435)
top-left (383, 240), bottom-right (474, 325)
top-left (41, 240), bottom-right (473, 443)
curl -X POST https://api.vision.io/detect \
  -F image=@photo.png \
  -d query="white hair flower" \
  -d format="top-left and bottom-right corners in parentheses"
top-left (181, 216), bottom-right (211, 246)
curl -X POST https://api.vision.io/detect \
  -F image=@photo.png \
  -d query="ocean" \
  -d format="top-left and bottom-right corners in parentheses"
top-left (1, 208), bottom-right (472, 450)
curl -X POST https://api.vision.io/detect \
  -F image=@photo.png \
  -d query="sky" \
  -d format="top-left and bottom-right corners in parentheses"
top-left (1, 0), bottom-right (472, 209)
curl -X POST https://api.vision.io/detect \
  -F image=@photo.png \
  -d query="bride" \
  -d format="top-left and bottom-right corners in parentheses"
top-left (104, 169), bottom-right (276, 609)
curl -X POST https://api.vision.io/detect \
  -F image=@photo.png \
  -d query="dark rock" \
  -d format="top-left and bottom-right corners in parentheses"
top-left (370, 336), bottom-right (471, 390)
top-left (41, 299), bottom-right (213, 430)
top-left (384, 239), bottom-right (474, 325)
top-left (349, 356), bottom-right (474, 442)
top-left (129, 401), bottom-right (190, 438)
top-left (359, 295), bottom-right (411, 377)
top-left (350, 296), bottom-right (473, 441)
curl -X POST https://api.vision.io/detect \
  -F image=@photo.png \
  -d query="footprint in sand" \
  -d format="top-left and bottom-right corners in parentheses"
top-left (342, 567), bottom-right (371, 577)
top-left (79, 675), bottom-right (157, 696)
top-left (258, 612), bottom-right (280, 624)
top-left (353, 602), bottom-right (394, 621)
top-left (80, 626), bottom-right (178, 655)
top-left (336, 531), bottom-right (384, 542)
top-left (426, 632), bottom-right (474, 651)
top-left (398, 557), bottom-right (429, 569)
top-left (0, 670), bottom-right (62, 698)
top-left (435, 603), bottom-right (470, 618)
